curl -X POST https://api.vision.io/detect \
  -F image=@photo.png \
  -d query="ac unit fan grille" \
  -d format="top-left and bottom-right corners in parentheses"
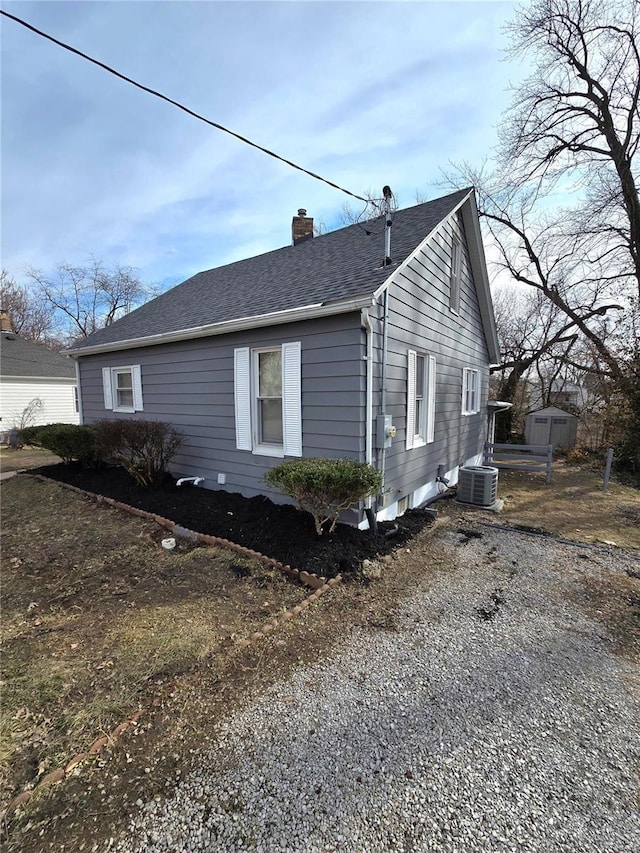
top-left (457, 466), bottom-right (498, 506)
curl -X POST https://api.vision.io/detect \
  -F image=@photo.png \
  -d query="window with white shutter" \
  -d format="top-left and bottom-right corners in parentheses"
top-left (101, 365), bottom-right (143, 413)
top-left (406, 350), bottom-right (436, 449)
top-left (234, 342), bottom-right (302, 457)
top-left (461, 368), bottom-right (480, 415)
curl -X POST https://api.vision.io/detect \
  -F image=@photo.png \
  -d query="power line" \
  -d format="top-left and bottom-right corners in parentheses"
top-left (1, 9), bottom-right (369, 204)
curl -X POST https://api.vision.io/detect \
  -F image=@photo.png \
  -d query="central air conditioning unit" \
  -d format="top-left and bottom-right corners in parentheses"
top-left (457, 465), bottom-right (499, 507)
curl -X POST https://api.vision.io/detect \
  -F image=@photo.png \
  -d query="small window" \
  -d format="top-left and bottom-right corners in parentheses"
top-left (406, 350), bottom-right (436, 449)
top-left (552, 417), bottom-right (568, 425)
top-left (449, 235), bottom-right (461, 313)
top-left (534, 417), bottom-right (547, 424)
top-left (102, 365), bottom-right (143, 413)
top-left (461, 368), bottom-right (480, 415)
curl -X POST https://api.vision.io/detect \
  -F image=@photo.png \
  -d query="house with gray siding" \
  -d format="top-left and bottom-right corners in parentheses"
top-left (67, 187), bottom-right (500, 526)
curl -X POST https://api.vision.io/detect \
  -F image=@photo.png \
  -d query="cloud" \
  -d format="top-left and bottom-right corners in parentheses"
top-left (1, 0), bottom-right (523, 286)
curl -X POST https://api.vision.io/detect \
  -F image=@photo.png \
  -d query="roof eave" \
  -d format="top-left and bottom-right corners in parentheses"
top-left (65, 295), bottom-right (374, 358)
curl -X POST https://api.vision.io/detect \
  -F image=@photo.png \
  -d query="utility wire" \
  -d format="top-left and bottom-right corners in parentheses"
top-left (1, 9), bottom-right (370, 204)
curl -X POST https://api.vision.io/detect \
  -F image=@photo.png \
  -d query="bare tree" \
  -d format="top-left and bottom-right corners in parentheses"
top-left (502, 0), bottom-right (640, 301)
top-left (25, 259), bottom-right (151, 344)
top-left (0, 269), bottom-right (59, 348)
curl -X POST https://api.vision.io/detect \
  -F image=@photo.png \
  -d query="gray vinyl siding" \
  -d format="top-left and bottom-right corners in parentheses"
top-left (379, 211), bottom-right (490, 503)
top-left (78, 313), bottom-right (365, 502)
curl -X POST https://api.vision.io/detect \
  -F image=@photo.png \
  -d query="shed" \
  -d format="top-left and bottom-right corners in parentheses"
top-left (524, 406), bottom-right (578, 451)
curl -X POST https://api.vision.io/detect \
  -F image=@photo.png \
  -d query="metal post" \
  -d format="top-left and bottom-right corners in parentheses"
top-left (602, 448), bottom-right (614, 493)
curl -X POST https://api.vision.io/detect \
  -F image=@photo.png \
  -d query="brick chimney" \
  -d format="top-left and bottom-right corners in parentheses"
top-left (0, 309), bottom-right (12, 332)
top-left (292, 208), bottom-right (314, 246)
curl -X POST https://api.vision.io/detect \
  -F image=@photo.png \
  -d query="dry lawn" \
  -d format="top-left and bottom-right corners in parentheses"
top-left (494, 462), bottom-right (640, 552)
top-left (0, 475), bottom-right (308, 806)
top-left (0, 447), bottom-right (60, 474)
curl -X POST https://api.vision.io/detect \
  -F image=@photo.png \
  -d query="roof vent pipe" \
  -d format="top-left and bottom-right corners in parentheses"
top-left (382, 185), bottom-right (393, 265)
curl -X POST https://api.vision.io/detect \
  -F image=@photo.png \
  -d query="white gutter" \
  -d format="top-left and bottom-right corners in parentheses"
top-left (3, 375), bottom-right (77, 382)
top-left (65, 295), bottom-right (374, 357)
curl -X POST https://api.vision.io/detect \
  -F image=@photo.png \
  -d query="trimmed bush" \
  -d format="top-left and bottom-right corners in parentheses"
top-left (17, 425), bottom-right (45, 447)
top-left (94, 419), bottom-right (183, 487)
top-left (36, 424), bottom-right (98, 465)
top-left (265, 457), bottom-right (383, 535)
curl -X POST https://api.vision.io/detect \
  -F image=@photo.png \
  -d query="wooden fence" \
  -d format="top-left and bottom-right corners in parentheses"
top-left (483, 442), bottom-right (554, 483)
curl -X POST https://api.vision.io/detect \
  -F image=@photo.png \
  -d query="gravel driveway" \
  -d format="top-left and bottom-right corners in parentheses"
top-left (114, 522), bottom-right (640, 853)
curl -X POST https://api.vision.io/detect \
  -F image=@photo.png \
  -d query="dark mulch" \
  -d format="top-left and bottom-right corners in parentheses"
top-left (33, 463), bottom-right (434, 577)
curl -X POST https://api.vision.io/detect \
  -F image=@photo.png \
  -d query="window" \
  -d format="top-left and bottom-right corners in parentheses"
top-left (461, 368), bottom-right (480, 415)
top-left (234, 342), bottom-right (302, 457)
top-left (449, 235), bottom-right (461, 313)
top-left (102, 365), bottom-right (143, 413)
top-left (406, 350), bottom-right (436, 449)
top-left (256, 349), bottom-right (283, 446)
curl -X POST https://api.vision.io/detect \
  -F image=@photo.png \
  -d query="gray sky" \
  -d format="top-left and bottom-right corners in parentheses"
top-left (1, 0), bottom-right (522, 290)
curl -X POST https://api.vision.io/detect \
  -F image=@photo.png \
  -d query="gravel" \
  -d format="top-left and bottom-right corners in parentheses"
top-left (112, 524), bottom-right (640, 852)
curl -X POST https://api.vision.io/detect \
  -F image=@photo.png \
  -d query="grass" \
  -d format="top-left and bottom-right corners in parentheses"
top-left (0, 475), bottom-right (308, 804)
top-left (496, 462), bottom-right (640, 551)
top-left (0, 446), bottom-right (60, 473)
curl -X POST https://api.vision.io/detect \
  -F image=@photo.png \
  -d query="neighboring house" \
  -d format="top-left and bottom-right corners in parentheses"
top-left (528, 381), bottom-right (594, 413)
top-left (0, 315), bottom-right (79, 433)
top-left (67, 187), bottom-right (500, 526)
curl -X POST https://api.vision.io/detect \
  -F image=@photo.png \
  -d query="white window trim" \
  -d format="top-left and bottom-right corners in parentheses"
top-left (102, 365), bottom-right (143, 413)
top-left (406, 350), bottom-right (436, 450)
top-left (449, 234), bottom-right (461, 315)
top-left (461, 367), bottom-right (480, 415)
top-left (234, 342), bottom-right (302, 458)
top-left (251, 346), bottom-right (285, 458)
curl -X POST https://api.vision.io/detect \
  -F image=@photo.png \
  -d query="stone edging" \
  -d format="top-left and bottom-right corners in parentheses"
top-left (3, 474), bottom-right (343, 821)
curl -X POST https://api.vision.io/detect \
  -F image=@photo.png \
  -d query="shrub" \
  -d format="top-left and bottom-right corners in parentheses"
top-left (17, 425), bottom-right (44, 447)
top-left (94, 419), bottom-right (183, 487)
top-left (36, 423), bottom-right (98, 465)
top-left (265, 457), bottom-right (383, 535)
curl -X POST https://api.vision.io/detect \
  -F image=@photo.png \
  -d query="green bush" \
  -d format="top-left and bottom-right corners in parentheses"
top-left (265, 457), bottom-right (383, 535)
top-left (17, 425), bottom-right (45, 447)
top-left (94, 419), bottom-right (183, 487)
top-left (36, 423), bottom-right (98, 465)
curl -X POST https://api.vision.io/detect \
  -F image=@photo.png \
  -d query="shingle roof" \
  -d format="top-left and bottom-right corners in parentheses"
top-left (1, 333), bottom-right (76, 379)
top-left (69, 188), bottom-right (472, 352)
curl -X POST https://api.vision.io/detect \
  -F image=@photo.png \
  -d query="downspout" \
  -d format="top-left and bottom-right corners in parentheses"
top-left (362, 308), bottom-right (377, 534)
top-left (73, 358), bottom-right (84, 425)
top-left (362, 308), bottom-right (374, 469)
top-left (379, 286), bottom-right (390, 485)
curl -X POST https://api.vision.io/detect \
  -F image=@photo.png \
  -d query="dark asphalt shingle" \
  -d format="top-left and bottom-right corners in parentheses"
top-left (1, 333), bottom-right (76, 379)
top-left (71, 188), bottom-right (471, 350)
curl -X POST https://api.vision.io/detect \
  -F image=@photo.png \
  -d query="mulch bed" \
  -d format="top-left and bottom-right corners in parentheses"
top-left (33, 463), bottom-right (434, 577)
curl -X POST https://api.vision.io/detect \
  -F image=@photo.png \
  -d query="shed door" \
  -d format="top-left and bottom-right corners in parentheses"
top-left (550, 417), bottom-right (569, 449)
top-left (530, 416), bottom-right (550, 445)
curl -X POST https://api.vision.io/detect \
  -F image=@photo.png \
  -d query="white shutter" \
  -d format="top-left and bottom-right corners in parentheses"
top-left (461, 369), bottom-right (468, 414)
top-left (426, 355), bottom-right (436, 444)
top-left (132, 365), bottom-right (144, 411)
top-left (282, 341), bottom-right (302, 457)
top-left (234, 348), bottom-right (252, 451)
top-left (102, 367), bottom-right (113, 410)
top-left (406, 350), bottom-right (416, 450)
